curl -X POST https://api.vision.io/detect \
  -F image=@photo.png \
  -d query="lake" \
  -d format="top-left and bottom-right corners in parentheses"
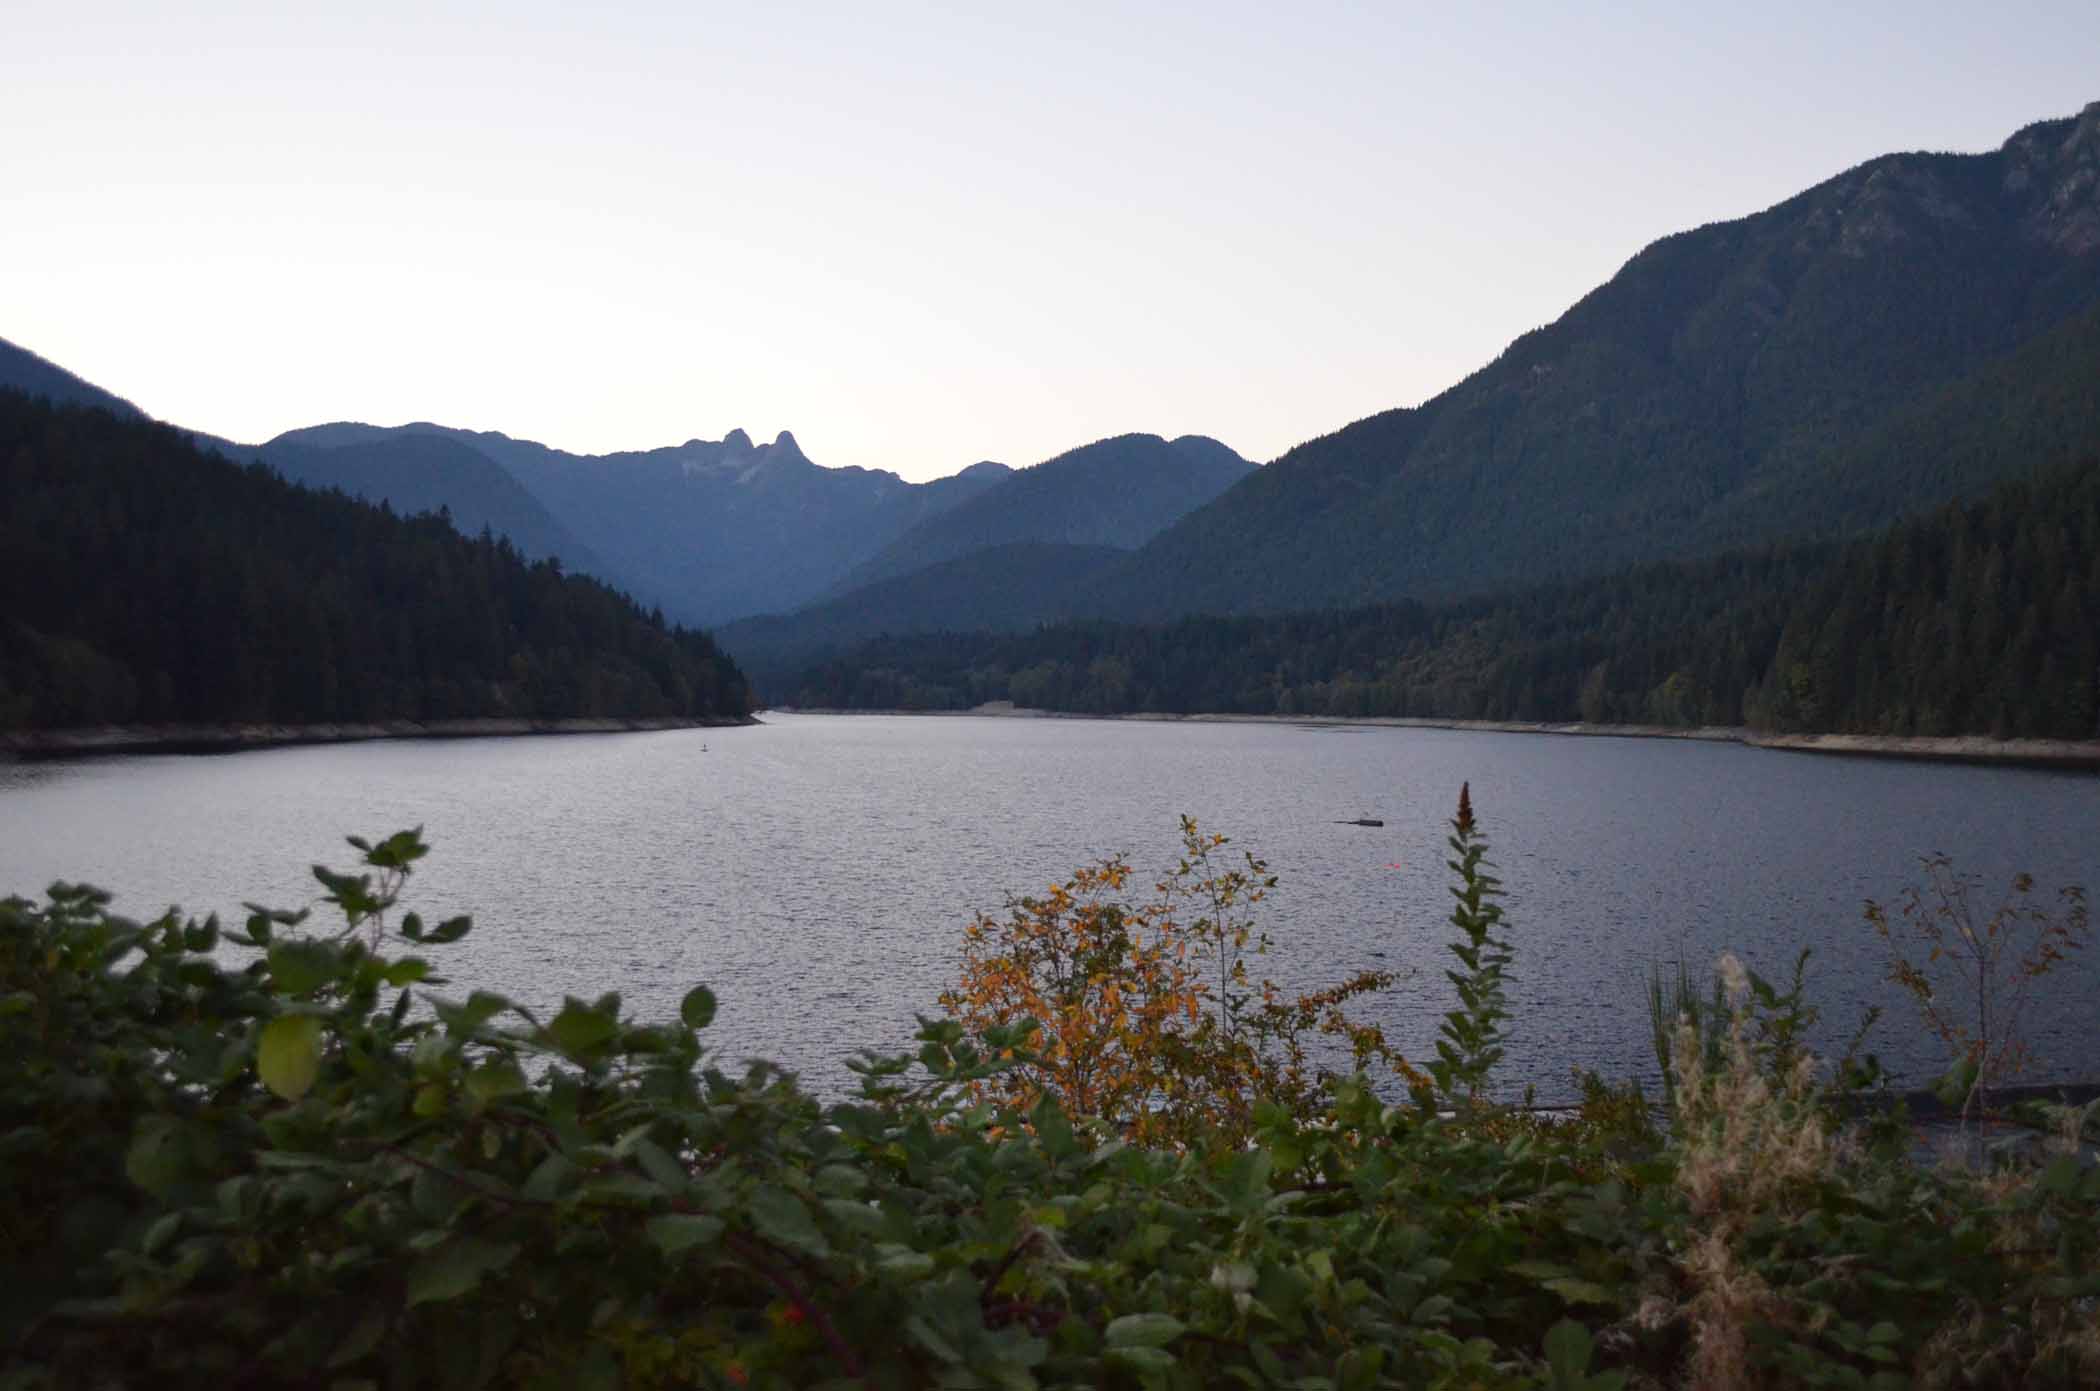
top-left (2, 712), bottom-right (2093, 1102)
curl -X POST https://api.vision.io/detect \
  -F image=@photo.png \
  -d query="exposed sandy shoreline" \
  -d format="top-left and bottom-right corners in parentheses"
top-left (768, 703), bottom-right (2100, 772)
top-left (1, 714), bottom-right (758, 760)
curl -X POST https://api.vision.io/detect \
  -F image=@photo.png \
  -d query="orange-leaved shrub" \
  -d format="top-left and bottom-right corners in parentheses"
top-left (940, 815), bottom-right (1420, 1147)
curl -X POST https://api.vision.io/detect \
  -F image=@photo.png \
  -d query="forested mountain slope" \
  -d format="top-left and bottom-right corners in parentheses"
top-left (257, 432), bottom-right (608, 572)
top-left (267, 423), bottom-right (1016, 626)
top-left (721, 542), bottom-right (1126, 694)
top-left (831, 434), bottom-right (1252, 593)
top-left (1076, 101), bottom-right (2100, 620)
top-left (0, 336), bottom-right (147, 419)
top-left (0, 392), bottom-right (751, 729)
top-left (785, 455), bottom-right (2100, 742)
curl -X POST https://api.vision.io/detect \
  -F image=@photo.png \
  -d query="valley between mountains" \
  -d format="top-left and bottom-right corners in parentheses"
top-left (5, 100), bottom-right (2099, 746)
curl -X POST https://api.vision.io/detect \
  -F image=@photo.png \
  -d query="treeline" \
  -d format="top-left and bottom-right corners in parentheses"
top-left (785, 456), bottom-right (2100, 740)
top-left (0, 391), bottom-right (752, 729)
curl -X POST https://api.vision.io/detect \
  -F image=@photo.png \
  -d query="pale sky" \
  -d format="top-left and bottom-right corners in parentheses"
top-left (5, 2), bottom-right (2096, 481)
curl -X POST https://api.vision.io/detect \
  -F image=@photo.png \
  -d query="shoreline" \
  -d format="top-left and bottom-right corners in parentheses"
top-left (766, 704), bottom-right (2100, 772)
top-left (1, 714), bottom-right (758, 760)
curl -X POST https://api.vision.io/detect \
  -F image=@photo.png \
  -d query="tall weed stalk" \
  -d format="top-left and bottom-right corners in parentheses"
top-left (1426, 783), bottom-right (1512, 1106)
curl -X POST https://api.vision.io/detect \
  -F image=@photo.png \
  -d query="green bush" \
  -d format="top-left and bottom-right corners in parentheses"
top-left (3, 802), bottom-right (2097, 1389)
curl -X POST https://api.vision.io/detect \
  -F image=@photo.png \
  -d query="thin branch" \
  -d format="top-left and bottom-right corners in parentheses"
top-left (724, 1231), bottom-right (865, 1384)
top-left (978, 1227), bottom-right (1041, 1305)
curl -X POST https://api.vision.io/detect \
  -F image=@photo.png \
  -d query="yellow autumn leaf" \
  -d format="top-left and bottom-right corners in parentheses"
top-left (257, 1014), bottom-right (324, 1100)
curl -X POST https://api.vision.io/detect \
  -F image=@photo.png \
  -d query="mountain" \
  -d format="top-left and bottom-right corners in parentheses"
top-left (778, 453), bottom-right (2100, 741)
top-left (255, 431), bottom-right (610, 574)
top-left (0, 337), bottom-right (148, 419)
top-left (715, 434), bottom-right (1251, 685)
top-left (0, 339), bottom-right (606, 579)
top-left (0, 390), bottom-right (751, 729)
top-left (1070, 100), bottom-right (2100, 620)
top-left (720, 541), bottom-right (1126, 696)
top-left (267, 423), bottom-right (1016, 626)
top-left (0, 334), bottom-right (1022, 628)
top-left (831, 434), bottom-right (1253, 593)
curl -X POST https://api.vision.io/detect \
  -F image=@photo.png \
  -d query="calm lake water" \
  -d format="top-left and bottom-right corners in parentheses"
top-left (2, 713), bottom-right (2093, 1102)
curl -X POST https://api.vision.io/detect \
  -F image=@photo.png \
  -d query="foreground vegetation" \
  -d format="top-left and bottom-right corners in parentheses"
top-left (4, 796), bottom-right (2097, 1388)
top-left (0, 391), bottom-right (752, 730)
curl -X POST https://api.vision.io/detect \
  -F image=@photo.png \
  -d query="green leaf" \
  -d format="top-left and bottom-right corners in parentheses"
top-left (1338, 1346), bottom-right (1386, 1391)
top-left (631, 1137), bottom-right (688, 1192)
top-left (644, 1213), bottom-right (724, 1258)
top-left (523, 1152), bottom-right (575, 1203)
top-left (436, 990), bottom-right (511, 1037)
top-left (268, 939), bottom-right (341, 995)
top-left (1105, 1346), bottom-right (1176, 1374)
top-left (1543, 1276), bottom-right (1618, 1306)
top-left (1509, 1260), bottom-right (1573, 1283)
top-left (258, 1015), bottom-right (325, 1100)
top-left (464, 1060), bottom-right (528, 1102)
top-left (581, 1174), bottom-right (664, 1204)
top-left (423, 914), bottom-right (472, 945)
top-left (405, 1237), bottom-right (519, 1307)
top-left (1105, 1312), bottom-right (1186, 1348)
top-left (874, 1244), bottom-right (935, 1279)
top-left (546, 998), bottom-right (620, 1059)
top-left (1031, 1092), bottom-right (1078, 1159)
top-left (366, 827), bottom-right (428, 869)
top-left (141, 1210), bottom-right (182, 1256)
top-left (1544, 1319), bottom-right (1593, 1383)
top-left (312, 865), bottom-right (378, 918)
top-left (906, 1315), bottom-right (962, 1364)
top-left (680, 985), bottom-right (718, 1030)
top-left (381, 957), bottom-right (430, 987)
top-left (749, 1185), bottom-right (828, 1257)
top-left (821, 1199), bottom-right (887, 1235)
top-left (814, 1164), bottom-right (868, 1198)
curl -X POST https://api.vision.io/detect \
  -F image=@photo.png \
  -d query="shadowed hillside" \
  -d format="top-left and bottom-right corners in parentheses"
top-left (1075, 102), bottom-right (2100, 620)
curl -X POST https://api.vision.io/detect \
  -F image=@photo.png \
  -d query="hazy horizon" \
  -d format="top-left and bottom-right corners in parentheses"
top-left (5, 1), bottom-right (2096, 481)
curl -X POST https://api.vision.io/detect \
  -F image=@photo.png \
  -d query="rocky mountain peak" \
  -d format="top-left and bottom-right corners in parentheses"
top-left (2003, 99), bottom-right (2100, 253)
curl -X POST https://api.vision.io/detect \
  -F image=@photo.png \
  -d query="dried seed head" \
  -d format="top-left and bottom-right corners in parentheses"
top-left (1716, 952), bottom-right (1751, 1005)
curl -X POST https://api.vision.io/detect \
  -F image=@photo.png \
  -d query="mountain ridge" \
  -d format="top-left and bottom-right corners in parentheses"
top-left (829, 433), bottom-right (1254, 596)
top-left (1060, 99), bottom-right (2100, 621)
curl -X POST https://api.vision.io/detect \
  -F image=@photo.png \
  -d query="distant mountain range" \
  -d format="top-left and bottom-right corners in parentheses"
top-left (7, 98), bottom-right (2097, 698)
top-left (251, 420), bottom-right (1026, 625)
top-left (715, 100), bottom-right (2100, 691)
top-left (0, 338), bottom-right (1247, 630)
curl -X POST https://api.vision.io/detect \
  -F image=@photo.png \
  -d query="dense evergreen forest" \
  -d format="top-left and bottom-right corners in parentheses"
top-left (784, 456), bottom-right (2100, 740)
top-left (0, 391), bottom-right (752, 729)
